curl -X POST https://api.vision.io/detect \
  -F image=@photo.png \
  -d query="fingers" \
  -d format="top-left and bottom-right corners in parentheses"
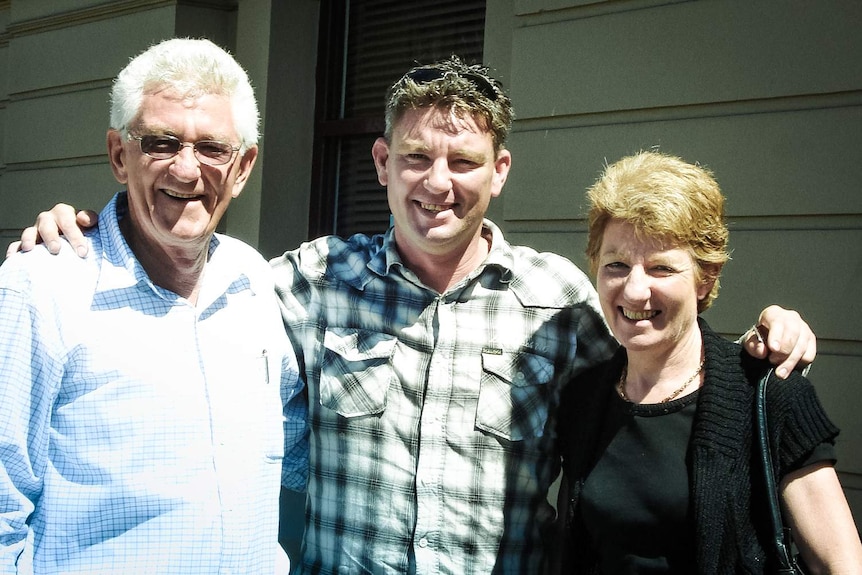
top-left (22, 224), bottom-right (41, 251)
top-left (48, 204), bottom-right (90, 257)
top-left (5, 240), bottom-right (24, 259)
top-left (71, 210), bottom-right (98, 257)
top-left (769, 325), bottom-right (816, 379)
top-left (77, 210), bottom-right (99, 229)
top-left (757, 305), bottom-right (817, 379)
top-left (25, 204), bottom-right (92, 258)
top-left (742, 324), bottom-right (769, 361)
top-left (32, 209), bottom-right (65, 255)
top-left (7, 205), bottom-right (95, 260)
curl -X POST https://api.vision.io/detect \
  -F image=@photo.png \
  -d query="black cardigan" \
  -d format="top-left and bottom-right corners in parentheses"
top-left (557, 318), bottom-right (839, 574)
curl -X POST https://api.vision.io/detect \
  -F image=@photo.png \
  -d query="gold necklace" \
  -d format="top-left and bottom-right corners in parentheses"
top-left (617, 359), bottom-right (705, 403)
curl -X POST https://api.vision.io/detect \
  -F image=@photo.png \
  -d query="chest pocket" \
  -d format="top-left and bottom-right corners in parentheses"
top-left (319, 327), bottom-right (397, 417)
top-left (476, 350), bottom-right (556, 441)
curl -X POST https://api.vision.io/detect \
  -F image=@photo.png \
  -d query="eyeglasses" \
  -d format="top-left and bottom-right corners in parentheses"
top-left (403, 67), bottom-right (499, 102)
top-left (131, 134), bottom-right (240, 166)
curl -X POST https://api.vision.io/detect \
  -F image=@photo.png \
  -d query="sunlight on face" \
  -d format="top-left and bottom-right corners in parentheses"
top-left (112, 91), bottom-right (248, 252)
top-left (597, 219), bottom-right (711, 355)
top-left (372, 107), bottom-right (510, 264)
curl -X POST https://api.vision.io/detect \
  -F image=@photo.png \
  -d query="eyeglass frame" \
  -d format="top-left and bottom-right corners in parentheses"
top-left (129, 134), bottom-right (241, 166)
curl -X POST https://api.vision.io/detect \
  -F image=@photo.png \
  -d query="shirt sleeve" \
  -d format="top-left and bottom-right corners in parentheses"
top-left (798, 442), bottom-right (837, 469)
top-left (280, 350), bottom-right (309, 492)
top-left (0, 281), bottom-right (58, 572)
top-left (770, 371), bottom-right (840, 480)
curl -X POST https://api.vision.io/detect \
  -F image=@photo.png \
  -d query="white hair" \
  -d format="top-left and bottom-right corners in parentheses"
top-left (110, 38), bottom-right (259, 151)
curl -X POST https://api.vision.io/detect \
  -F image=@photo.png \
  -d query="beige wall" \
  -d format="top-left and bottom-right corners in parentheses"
top-left (484, 0), bottom-right (862, 522)
top-left (2, 0), bottom-right (861, 526)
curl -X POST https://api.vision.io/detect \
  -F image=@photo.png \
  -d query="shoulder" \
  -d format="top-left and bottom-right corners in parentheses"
top-left (504, 244), bottom-right (598, 308)
top-left (561, 350), bottom-right (623, 413)
top-left (1, 238), bottom-right (98, 291)
top-left (699, 315), bottom-right (838, 443)
top-left (212, 233), bottom-right (273, 281)
top-left (0, 237), bottom-right (102, 332)
top-left (270, 233), bottom-right (380, 283)
top-left (558, 350), bottom-right (624, 460)
top-left (764, 368), bottom-right (829, 420)
top-left (214, 233), bottom-right (269, 266)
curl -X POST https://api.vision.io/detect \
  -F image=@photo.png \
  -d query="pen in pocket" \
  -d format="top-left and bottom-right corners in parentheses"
top-left (260, 349), bottom-right (270, 384)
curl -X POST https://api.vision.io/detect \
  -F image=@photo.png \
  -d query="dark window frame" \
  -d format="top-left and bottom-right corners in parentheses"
top-left (308, 0), bottom-right (486, 240)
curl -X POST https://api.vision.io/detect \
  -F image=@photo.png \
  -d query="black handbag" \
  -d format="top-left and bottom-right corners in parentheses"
top-left (755, 368), bottom-right (807, 574)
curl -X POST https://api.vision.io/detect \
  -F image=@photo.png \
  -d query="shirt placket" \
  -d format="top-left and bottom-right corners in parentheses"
top-left (413, 296), bottom-right (456, 573)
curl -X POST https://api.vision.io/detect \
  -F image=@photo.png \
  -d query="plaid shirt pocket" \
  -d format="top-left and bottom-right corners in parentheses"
top-left (319, 327), bottom-right (397, 418)
top-left (476, 350), bottom-right (555, 441)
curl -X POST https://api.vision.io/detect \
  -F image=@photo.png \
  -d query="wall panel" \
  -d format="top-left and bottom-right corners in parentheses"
top-left (0, 162), bottom-right (116, 228)
top-left (10, 8), bottom-right (174, 93)
top-left (506, 104), bottom-right (862, 220)
top-left (509, 1), bottom-right (862, 118)
top-left (488, 0), bottom-right (862, 522)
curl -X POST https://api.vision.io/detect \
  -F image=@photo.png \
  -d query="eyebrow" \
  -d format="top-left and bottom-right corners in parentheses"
top-left (397, 139), bottom-right (490, 163)
top-left (135, 124), bottom-right (234, 142)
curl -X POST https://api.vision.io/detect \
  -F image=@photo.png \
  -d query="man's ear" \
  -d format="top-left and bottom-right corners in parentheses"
top-left (107, 130), bottom-right (129, 184)
top-left (371, 137), bottom-right (390, 186)
top-left (231, 145), bottom-right (259, 198)
top-left (491, 149), bottom-right (512, 198)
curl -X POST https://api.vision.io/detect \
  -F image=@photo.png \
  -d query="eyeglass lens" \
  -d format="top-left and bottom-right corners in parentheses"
top-left (136, 135), bottom-right (237, 165)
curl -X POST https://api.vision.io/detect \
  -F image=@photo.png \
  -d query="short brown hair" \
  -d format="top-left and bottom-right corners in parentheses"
top-left (383, 56), bottom-right (514, 153)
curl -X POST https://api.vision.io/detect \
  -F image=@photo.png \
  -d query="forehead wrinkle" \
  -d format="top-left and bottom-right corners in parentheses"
top-left (134, 120), bottom-right (234, 144)
top-left (601, 232), bottom-right (687, 262)
top-left (135, 92), bottom-right (238, 143)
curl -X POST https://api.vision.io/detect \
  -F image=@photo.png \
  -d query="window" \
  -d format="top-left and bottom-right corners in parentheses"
top-left (309, 0), bottom-right (486, 238)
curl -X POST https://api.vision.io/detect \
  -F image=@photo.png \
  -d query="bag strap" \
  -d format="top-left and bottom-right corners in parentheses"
top-left (755, 368), bottom-right (799, 571)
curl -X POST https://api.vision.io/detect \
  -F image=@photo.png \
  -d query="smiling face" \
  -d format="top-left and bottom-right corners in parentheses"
top-left (107, 90), bottom-right (257, 253)
top-left (597, 219), bottom-right (713, 356)
top-left (371, 107), bottom-right (511, 266)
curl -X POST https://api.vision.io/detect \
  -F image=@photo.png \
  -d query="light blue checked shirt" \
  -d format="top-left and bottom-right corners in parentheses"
top-left (273, 221), bottom-right (617, 574)
top-left (0, 193), bottom-right (307, 575)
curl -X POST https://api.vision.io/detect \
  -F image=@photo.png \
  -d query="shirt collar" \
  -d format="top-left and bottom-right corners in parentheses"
top-left (94, 192), bottom-right (249, 307)
top-left (366, 219), bottom-right (516, 288)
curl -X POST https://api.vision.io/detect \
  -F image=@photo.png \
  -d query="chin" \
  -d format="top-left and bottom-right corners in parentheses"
top-left (168, 222), bottom-right (214, 240)
top-left (613, 329), bottom-right (661, 351)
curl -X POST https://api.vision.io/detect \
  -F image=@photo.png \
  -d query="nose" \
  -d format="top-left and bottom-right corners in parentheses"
top-left (423, 159), bottom-right (452, 193)
top-left (169, 144), bottom-right (201, 181)
top-left (622, 266), bottom-right (651, 302)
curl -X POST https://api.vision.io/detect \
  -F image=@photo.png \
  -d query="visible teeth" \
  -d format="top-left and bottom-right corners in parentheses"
top-left (163, 189), bottom-right (200, 200)
top-left (622, 309), bottom-right (659, 321)
top-left (420, 202), bottom-right (447, 212)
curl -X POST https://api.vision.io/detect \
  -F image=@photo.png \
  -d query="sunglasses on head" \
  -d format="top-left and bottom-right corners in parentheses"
top-left (403, 67), bottom-right (499, 102)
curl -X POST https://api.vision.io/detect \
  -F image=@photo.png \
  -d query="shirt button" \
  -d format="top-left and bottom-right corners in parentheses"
top-left (418, 537), bottom-right (429, 548)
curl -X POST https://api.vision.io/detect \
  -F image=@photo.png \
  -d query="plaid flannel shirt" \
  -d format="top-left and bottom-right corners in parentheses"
top-left (274, 220), bottom-right (616, 574)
